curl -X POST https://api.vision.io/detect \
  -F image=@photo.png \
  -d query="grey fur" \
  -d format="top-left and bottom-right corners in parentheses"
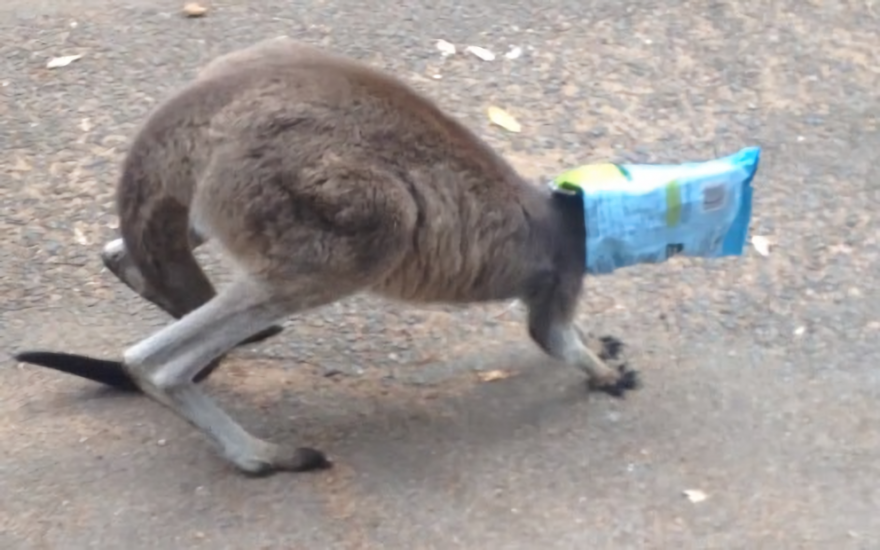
top-left (33, 37), bottom-right (639, 475)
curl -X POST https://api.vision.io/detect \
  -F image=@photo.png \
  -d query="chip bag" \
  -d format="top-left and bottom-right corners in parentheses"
top-left (550, 146), bottom-right (760, 275)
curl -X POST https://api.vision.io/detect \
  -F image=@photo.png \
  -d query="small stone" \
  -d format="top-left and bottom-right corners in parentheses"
top-left (435, 39), bottom-right (456, 57)
top-left (683, 489), bottom-right (708, 503)
top-left (183, 3), bottom-right (208, 17)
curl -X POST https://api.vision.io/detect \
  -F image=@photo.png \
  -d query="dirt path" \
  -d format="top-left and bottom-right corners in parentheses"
top-left (2, 0), bottom-right (879, 548)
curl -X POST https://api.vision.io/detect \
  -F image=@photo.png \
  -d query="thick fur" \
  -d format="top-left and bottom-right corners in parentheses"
top-left (14, 37), bottom-right (639, 475)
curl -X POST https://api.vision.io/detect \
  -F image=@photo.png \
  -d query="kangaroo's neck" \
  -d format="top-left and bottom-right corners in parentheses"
top-left (487, 181), bottom-right (588, 303)
top-left (535, 187), bottom-right (587, 279)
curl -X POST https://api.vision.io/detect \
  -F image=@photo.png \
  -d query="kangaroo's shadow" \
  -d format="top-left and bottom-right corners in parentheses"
top-left (222, 345), bottom-right (646, 484)
top-left (37, 344), bottom-right (650, 485)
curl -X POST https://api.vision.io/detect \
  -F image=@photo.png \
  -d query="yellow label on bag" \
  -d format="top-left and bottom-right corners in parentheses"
top-left (553, 163), bottom-right (630, 192)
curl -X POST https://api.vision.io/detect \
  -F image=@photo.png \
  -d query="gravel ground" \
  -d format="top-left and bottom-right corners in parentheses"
top-left (1, 0), bottom-right (878, 549)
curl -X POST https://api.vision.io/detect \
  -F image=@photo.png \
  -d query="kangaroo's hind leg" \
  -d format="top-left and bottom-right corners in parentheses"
top-left (101, 225), bottom-right (280, 346)
top-left (122, 275), bottom-right (340, 474)
top-left (100, 200), bottom-right (281, 389)
top-left (119, 155), bottom-right (417, 474)
top-left (101, 229), bottom-right (282, 345)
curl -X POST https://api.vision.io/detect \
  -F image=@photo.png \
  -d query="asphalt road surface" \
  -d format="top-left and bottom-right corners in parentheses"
top-left (1, 1), bottom-right (878, 548)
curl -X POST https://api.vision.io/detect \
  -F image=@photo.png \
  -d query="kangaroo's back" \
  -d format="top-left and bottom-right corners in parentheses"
top-left (136, 37), bottom-right (556, 303)
top-left (108, 35), bottom-right (573, 350)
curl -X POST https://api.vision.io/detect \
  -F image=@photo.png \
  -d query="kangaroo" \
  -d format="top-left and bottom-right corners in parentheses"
top-left (14, 36), bottom-right (639, 476)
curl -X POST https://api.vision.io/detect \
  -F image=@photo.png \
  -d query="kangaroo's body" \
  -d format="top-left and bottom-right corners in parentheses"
top-left (15, 37), bottom-right (638, 475)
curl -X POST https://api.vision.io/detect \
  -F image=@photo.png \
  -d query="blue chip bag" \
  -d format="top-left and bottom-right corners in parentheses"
top-left (550, 147), bottom-right (760, 275)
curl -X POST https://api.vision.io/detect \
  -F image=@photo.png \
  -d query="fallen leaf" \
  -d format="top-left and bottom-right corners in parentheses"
top-left (73, 227), bottom-right (89, 245)
top-left (465, 45), bottom-right (496, 61)
top-left (751, 235), bottom-right (771, 256)
top-left (489, 299), bottom-right (521, 320)
top-left (11, 156), bottom-right (32, 172)
top-left (46, 54), bottom-right (82, 69)
top-left (478, 370), bottom-right (513, 382)
top-left (504, 46), bottom-right (523, 59)
top-left (435, 39), bottom-right (456, 57)
top-left (487, 106), bottom-right (522, 133)
top-left (183, 2), bottom-right (208, 17)
top-left (828, 243), bottom-right (853, 255)
top-left (683, 489), bottom-right (708, 503)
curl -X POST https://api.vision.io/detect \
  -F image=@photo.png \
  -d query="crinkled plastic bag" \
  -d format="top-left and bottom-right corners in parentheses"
top-left (550, 147), bottom-right (760, 275)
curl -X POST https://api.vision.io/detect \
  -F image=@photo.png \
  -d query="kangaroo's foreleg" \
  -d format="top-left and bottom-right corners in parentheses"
top-left (523, 274), bottom-right (640, 397)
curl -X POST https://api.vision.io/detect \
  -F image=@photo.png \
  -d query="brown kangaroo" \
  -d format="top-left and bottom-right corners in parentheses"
top-left (14, 36), bottom-right (638, 476)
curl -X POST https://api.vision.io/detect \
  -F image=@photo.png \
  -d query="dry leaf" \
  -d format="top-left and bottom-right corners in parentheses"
top-left (12, 156), bottom-right (32, 172)
top-left (478, 370), bottom-right (512, 382)
top-left (487, 106), bottom-right (522, 133)
top-left (683, 489), bottom-right (708, 503)
top-left (751, 235), bottom-right (771, 256)
top-left (73, 226), bottom-right (89, 245)
top-left (465, 45), bottom-right (496, 61)
top-left (504, 46), bottom-right (523, 59)
top-left (46, 54), bottom-right (82, 69)
top-left (183, 2), bottom-right (208, 17)
top-left (435, 39), bottom-right (456, 57)
top-left (489, 299), bottom-right (521, 320)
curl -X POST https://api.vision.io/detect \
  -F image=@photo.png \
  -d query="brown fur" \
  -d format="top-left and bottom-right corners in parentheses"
top-left (17, 37), bottom-right (638, 475)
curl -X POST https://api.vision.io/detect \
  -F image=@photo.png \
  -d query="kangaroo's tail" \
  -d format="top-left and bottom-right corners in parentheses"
top-left (14, 351), bottom-right (137, 391)
top-left (12, 350), bottom-right (220, 391)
